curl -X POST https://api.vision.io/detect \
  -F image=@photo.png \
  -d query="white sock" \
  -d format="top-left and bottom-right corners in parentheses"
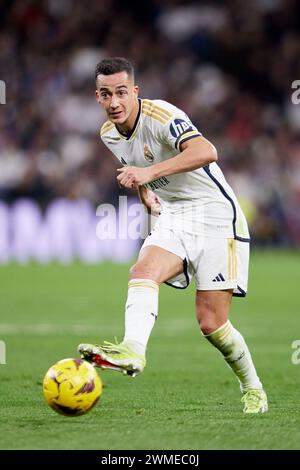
top-left (122, 278), bottom-right (159, 356)
top-left (204, 320), bottom-right (263, 393)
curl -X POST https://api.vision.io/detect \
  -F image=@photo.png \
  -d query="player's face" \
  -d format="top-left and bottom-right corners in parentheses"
top-left (95, 71), bottom-right (139, 129)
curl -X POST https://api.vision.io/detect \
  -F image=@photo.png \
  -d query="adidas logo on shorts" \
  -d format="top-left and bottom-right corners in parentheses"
top-left (212, 273), bottom-right (225, 282)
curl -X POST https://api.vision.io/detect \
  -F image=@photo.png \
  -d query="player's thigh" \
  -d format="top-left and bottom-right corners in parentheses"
top-left (195, 289), bottom-right (233, 334)
top-left (130, 245), bottom-right (184, 284)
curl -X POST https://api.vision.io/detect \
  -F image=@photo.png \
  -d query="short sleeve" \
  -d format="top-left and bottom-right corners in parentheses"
top-left (161, 112), bottom-right (202, 150)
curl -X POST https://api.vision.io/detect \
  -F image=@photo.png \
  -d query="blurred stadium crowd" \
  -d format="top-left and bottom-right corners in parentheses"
top-left (1, 0), bottom-right (300, 247)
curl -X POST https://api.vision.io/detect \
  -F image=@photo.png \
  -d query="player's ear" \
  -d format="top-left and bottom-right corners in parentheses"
top-left (133, 85), bottom-right (139, 97)
top-left (95, 89), bottom-right (100, 103)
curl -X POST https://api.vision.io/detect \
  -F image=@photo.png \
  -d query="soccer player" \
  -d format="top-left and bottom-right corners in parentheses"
top-left (78, 57), bottom-right (268, 413)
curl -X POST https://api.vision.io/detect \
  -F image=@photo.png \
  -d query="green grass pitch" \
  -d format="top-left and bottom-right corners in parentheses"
top-left (0, 250), bottom-right (299, 450)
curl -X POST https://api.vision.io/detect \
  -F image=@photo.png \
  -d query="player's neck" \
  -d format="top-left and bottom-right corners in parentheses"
top-left (116, 98), bottom-right (140, 137)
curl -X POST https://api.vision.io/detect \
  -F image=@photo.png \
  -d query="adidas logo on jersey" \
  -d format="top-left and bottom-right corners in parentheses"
top-left (212, 273), bottom-right (225, 282)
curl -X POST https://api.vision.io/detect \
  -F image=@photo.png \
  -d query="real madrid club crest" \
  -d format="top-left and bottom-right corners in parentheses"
top-left (144, 144), bottom-right (155, 163)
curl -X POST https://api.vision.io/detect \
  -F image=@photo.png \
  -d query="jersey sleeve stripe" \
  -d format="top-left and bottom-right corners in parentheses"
top-left (100, 122), bottom-right (114, 136)
top-left (142, 103), bottom-right (172, 121)
top-left (142, 100), bottom-right (172, 118)
top-left (176, 131), bottom-right (202, 149)
top-left (101, 122), bottom-right (114, 130)
top-left (142, 110), bottom-right (168, 124)
top-left (101, 121), bottom-right (113, 129)
top-left (101, 124), bottom-right (114, 133)
top-left (142, 101), bottom-right (171, 118)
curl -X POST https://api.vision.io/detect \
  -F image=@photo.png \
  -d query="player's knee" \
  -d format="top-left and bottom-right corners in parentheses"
top-left (196, 308), bottom-right (220, 335)
top-left (129, 261), bottom-right (161, 283)
top-left (199, 322), bottom-right (219, 336)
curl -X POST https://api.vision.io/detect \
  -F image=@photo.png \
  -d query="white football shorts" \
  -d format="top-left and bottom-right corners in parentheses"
top-left (141, 224), bottom-right (249, 297)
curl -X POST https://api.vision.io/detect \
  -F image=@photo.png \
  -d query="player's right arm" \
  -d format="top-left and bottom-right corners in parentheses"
top-left (148, 136), bottom-right (218, 181)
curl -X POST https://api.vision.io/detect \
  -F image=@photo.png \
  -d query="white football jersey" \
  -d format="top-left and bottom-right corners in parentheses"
top-left (100, 98), bottom-right (250, 240)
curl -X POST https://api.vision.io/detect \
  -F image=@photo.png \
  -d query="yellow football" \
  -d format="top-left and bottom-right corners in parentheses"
top-left (43, 358), bottom-right (102, 416)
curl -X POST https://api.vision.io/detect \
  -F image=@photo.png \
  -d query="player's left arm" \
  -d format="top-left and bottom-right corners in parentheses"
top-left (117, 137), bottom-right (217, 188)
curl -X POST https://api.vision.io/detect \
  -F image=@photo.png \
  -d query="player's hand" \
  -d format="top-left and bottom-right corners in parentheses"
top-left (116, 166), bottom-right (153, 188)
top-left (143, 191), bottom-right (161, 216)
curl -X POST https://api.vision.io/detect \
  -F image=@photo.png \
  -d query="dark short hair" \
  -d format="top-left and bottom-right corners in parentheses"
top-left (95, 57), bottom-right (134, 81)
